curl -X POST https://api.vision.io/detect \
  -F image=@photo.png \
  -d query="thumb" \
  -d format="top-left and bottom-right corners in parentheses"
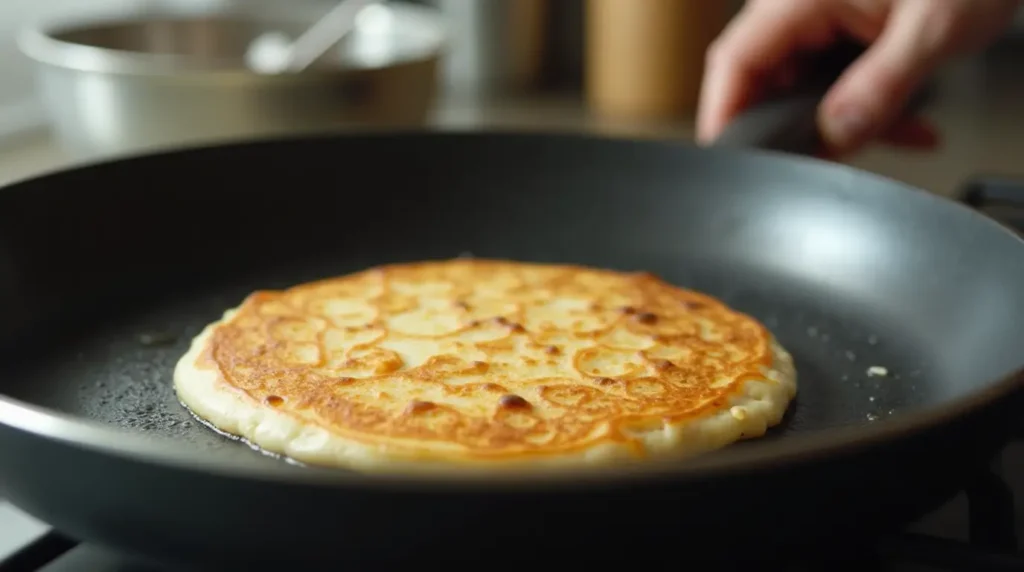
top-left (818, 1), bottom-right (948, 154)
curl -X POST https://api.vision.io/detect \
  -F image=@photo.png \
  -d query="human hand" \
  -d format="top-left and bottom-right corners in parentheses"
top-left (697, 0), bottom-right (1020, 156)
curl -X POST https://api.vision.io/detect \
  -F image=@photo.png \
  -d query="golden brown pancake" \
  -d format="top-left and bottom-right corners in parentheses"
top-left (174, 259), bottom-right (796, 472)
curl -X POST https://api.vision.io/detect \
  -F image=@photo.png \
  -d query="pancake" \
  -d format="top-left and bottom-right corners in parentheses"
top-left (174, 259), bottom-right (797, 472)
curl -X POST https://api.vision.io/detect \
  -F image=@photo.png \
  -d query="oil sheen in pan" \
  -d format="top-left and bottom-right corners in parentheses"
top-left (180, 399), bottom-right (308, 467)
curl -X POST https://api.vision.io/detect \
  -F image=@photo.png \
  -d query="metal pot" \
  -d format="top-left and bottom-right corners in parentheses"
top-left (18, 2), bottom-right (446, 159)
top-left (426, 0), bottom-right (548, 98)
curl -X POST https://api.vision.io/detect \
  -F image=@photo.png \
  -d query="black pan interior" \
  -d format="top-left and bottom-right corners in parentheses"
top-left (0, 132), bottom-right (1022, 469)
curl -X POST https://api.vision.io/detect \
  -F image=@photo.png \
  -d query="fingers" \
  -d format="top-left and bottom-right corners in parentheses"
top-left (816, 115), bottom-right (940, 161)
top-left (817, 0), bottom-right (951, 154)
top-left (696, 0), bottom-right (827, 144)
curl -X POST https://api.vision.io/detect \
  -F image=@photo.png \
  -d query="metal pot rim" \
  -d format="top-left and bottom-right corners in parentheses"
top-left (18, 3), bottom-right (448, 78)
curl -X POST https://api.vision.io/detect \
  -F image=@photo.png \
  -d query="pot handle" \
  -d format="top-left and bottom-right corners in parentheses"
top-left (711, 40), bottom-right (866, 155)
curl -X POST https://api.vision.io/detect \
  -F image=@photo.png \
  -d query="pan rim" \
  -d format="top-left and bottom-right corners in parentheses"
top-left (1, 368), bottom-right (1021, 489)
top-left (0, 130), bottom-right (1023, 490)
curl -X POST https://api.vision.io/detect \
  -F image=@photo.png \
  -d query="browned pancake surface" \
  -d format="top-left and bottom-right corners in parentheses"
top-left (196, 259), bottom-right (777, 461)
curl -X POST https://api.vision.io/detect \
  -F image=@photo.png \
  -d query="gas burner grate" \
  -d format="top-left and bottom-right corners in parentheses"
top-left (874, 464), bottom-right (1020, 571)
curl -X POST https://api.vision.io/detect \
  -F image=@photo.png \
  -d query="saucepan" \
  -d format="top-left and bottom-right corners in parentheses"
top-left (0, 45), bottom-right (1021, 569)
top-left (18, 1), bottom-right (446, 160)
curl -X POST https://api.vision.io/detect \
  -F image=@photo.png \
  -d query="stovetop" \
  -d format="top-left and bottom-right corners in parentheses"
top-left (2, 175), bottom-right (1024, 572)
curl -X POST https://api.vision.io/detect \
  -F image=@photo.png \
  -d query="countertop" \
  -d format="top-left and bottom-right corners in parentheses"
top-left (1, 37), bottom-right (1022, 197)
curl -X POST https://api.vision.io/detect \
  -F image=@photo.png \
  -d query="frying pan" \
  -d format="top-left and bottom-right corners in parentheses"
top-left (1, 59), bottom-right (1023, 570)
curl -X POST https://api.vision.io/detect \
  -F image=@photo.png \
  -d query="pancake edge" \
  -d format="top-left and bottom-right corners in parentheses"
top-left (173, 307), bottom-right (797, 474)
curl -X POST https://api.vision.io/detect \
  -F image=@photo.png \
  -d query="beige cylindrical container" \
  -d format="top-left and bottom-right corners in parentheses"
top-left (585, 0), bottom-right (731, 121)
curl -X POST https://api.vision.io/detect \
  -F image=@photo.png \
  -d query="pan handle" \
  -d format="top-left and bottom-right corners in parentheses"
top-left (712, 95), bottom-right (824, 155)
top-left (711, 40), bottom-right (867, 155)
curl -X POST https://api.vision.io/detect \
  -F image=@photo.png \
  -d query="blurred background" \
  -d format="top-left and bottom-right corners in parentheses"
top-left (0, 0), bottom-right (1021, 197)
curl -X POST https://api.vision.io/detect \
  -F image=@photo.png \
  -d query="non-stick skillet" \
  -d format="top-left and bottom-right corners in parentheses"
top-left (1, 59), bottom-right (1023, 570)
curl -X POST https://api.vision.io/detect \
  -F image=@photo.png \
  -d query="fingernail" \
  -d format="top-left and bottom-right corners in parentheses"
top-left (822, 105), bottom-right (871, 150)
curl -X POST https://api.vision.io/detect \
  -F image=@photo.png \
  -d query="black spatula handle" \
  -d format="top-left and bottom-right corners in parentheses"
top-left (713, 40), bottom-right (935, 154)
top-left (711, 40), bottom-right (866, 154)
top-left (713, 95), bottom-right (824, 154)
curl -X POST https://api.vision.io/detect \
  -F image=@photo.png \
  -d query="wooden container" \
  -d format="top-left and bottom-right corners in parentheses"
top-left (585, 0), bottom-right (731, 121)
